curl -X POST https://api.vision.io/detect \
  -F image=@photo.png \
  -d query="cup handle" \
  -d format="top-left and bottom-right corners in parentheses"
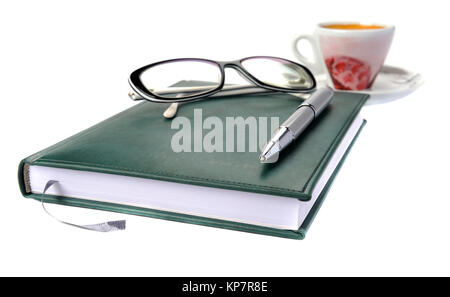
top-left (292, 34), bottom-right (324, 75)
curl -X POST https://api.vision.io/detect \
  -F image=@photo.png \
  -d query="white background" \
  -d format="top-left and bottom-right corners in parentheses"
top-left (1, 0), bottom-right (449, 276)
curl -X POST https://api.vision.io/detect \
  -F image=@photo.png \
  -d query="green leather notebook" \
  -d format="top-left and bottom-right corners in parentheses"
top-left (18, 87), bottom-right (368, 239)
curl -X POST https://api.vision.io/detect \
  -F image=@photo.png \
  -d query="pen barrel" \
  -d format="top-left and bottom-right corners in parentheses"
top-left (282, 87), bottom-right (334, 139)
top-left (302, 86), bottom-right (334, 115)
top-left (282, 107), bottom-right (315, 139)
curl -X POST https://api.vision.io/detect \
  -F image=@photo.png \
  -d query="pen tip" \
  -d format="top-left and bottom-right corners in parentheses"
top-left (260, 141), bottom-right (280, 163)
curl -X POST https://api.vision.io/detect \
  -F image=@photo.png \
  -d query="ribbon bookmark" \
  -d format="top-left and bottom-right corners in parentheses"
top-left (41, 180), bottom-right (126, 232)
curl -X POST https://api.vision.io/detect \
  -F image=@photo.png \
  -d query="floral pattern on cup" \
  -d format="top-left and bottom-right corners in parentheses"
top-left (325, 56), bottom-right (372, 90)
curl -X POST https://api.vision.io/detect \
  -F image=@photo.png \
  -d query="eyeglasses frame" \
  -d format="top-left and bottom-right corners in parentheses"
top-left (128, 56), bottom-right (317, 103)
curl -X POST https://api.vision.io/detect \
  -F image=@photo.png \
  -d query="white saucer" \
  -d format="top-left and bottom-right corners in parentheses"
top-left (316, 65), bottom-right (424, 105)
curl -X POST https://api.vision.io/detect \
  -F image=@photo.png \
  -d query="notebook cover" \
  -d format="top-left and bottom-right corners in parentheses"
top-left (18, 88), bottom-right (368, 239)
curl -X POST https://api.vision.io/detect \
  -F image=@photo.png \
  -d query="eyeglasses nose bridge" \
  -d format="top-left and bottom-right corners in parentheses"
top-left (218, 61), bottom-right (260, 87)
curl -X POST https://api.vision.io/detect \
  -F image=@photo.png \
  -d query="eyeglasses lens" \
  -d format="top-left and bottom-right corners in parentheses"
top-left (241, 57), bottom-right (314, 90)
top-left (139, 60), bottom-right (222, 99)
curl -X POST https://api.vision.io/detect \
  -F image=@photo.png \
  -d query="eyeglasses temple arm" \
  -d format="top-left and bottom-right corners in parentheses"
top-left (128, 84), bottom-right (277, 102)
top-left (128, 85), bottom-right (311, 119)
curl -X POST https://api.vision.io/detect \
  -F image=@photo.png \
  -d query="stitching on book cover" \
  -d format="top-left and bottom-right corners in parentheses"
top-left (33, 158), bottom-right (308, 194)
top-left (299, 94), bottom-right (368, 192)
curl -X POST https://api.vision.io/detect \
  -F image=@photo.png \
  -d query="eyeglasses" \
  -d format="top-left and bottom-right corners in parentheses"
top-left (128, 56), bottom-right (316, 103)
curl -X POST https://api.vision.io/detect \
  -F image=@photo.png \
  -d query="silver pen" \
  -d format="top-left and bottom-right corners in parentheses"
top-left (259, 86), bottom-right (334, 163)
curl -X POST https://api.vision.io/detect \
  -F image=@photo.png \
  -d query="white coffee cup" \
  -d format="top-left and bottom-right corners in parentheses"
top-left (292, 22), bottom-right (395, 90)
